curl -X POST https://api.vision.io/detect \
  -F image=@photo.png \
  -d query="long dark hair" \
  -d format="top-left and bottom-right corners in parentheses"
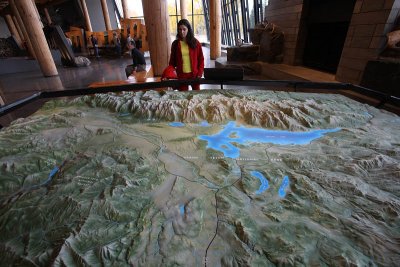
top-left (176, 19), bottom-right (197, 49)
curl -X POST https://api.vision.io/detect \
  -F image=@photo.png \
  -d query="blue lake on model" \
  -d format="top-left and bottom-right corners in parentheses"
top-left (251, 171), bottom-right (269, 194)
top-left (170, 121), bottom-right (338, 197)
top-left (251, 171), bottom-right (290, 197)
top-left (198, 121), bottom-right (340, 159)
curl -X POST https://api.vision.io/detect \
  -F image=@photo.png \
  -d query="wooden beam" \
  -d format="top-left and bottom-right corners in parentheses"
top-left (80, 0), bottom-right (92, 32)
top-left (210, 0), bottom-right (221, 59)
top-left (100, 0), bottom-right (112, 31)
top-left (9, 0), bottom-right (36, 58)
top-left (142, 0), bottom-right (171, 76)
top-left (15, 0), bottom-right (58, 77)
top-left (4, 14), bottom-right (23, 47)
top-left (121, 0), bottom-right (128, 19)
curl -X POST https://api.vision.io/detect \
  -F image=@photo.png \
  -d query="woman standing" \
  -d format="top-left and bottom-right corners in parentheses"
top-left (164, 19), bottom-right (204, 91)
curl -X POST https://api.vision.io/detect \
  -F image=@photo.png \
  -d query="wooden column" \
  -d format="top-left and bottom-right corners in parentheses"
top-left (80, 0), bottom-right (93, 32)
top-left (210, 0), bottom-right (221, 59)
top-left (121, 0), bottom-right (129, 19)
top-left (44, 8), bottom-right (52, 25)
top-left (142, 0), bottom-right (171, 76)
top-left (100, 0), bottom-right (112, 31)
top-left (180, 0), bottom-right (187, 20)
top-left (31, 0), bottom-right (43, 28)
top-left (15, 0), bottom-right (58, 77)
top-left (9, 0), bottom-right (36, 58)
top-left (4, 14), bottom-right (23, 47)
top-left (12, 16), bottom-right (24, 42)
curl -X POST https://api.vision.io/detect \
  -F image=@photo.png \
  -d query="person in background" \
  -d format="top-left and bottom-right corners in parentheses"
top-left (163, 19), bottom-right (204, 91)
top-left (126, 33), bottom-right (132, 51)
top-left (90, 34), bottom-right (99, 58)
top-left (112, 31), bottom-right (121, 57)
top-left (133, 34), bottom-right (142, 50)
top-left (125, 41), bottom-right (146, 78)
top-left (65, 33), bottom-right (72, 48)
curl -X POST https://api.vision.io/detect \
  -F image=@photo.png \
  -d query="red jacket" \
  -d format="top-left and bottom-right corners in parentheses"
top-left (168, 39), bottom-right (204, 78)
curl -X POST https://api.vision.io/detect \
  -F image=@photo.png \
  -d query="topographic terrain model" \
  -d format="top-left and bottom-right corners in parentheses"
top-left (0, 90), bottom-right (399, 266)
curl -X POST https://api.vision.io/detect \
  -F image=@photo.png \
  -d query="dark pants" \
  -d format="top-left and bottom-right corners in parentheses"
top-left (115, 45), bottom-right (121, 56)
top-left (93, 46), bottom-right (99, 57)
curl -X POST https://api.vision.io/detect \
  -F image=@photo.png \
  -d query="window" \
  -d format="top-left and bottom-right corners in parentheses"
top-left (117, 0), bottom-right (144, 18)
top-left (114, 0), bottom-right (270, 47)
top-left (168, 0), bottom-right (208, 43)
top-left (168, 0), bottom-right (181, 41)
top-left (189, 0), bottom-right (208, 42)
top-left (218, 0), bottom-right (269, 46)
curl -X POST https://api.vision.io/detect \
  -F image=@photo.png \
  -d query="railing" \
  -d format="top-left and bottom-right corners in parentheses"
top-left (1, 78), bottom-right (399, 117)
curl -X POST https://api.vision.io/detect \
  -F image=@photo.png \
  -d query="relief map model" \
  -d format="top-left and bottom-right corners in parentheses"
top-left (0, 89), bottom-right (399, 266)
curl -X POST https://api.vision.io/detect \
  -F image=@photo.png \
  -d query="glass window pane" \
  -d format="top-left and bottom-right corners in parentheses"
top-left (169, 15), bottom-right (181, 41)
top-left (115, 0), bottom-right (122, 16)
top-left (127, 0), bottom-right (143, 17)
top-left (261, 0), bottom-right (269, 20)
top-left (177, 0), bottom-right (181, 15)
top-left (168, 0), bottom-right (178, 15)
top-left (168, 0), bottom-right (179, 40)
top-left (194, 15), bottom-right (207, 42)
top-left (188, 0), bottom-right (193, 15)
top-left (237, 1), bottom-right (244, 40)
top-left (226, 1), bottom-right (234, 45)
top-left (193, 0), bottom-right (203, 14)
top-left (167, 0), bottom-right (206, 42)
top-left (248, 0), bottom-right (255, 29)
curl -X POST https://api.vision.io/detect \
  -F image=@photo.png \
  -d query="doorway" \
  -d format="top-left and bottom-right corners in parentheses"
top-left (301, 0), bottom-right (356, 73)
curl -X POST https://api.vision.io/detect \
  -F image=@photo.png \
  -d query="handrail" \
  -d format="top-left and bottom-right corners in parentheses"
top-left (1, 78), bottom-right (399, 117)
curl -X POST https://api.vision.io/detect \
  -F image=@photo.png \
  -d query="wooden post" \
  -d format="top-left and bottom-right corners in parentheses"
top-left (15, 0), bottom-right (58, 77)
top-left (12, 16), bottom-right (24, 42)
top-left (31, 0), bottom-right (43, 28)
top-left (101, 0), bottom-right (112, 31)
top-left (121, 0), bottom-right (129, 19)
top-left (9, 0), bottom-right (36, 58)
top-left (44, 8), bottom-right (52, 25)
top-left (180, 0), bottom-right (187, 20)
top-left (142, 0), bottom-right (171, 76)
top-left (80, 0), bottom-right (93, 32)
top-left (4, 14), bottom-right (23, 47)
top-left (210, 0), bottom-right (221, 59)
